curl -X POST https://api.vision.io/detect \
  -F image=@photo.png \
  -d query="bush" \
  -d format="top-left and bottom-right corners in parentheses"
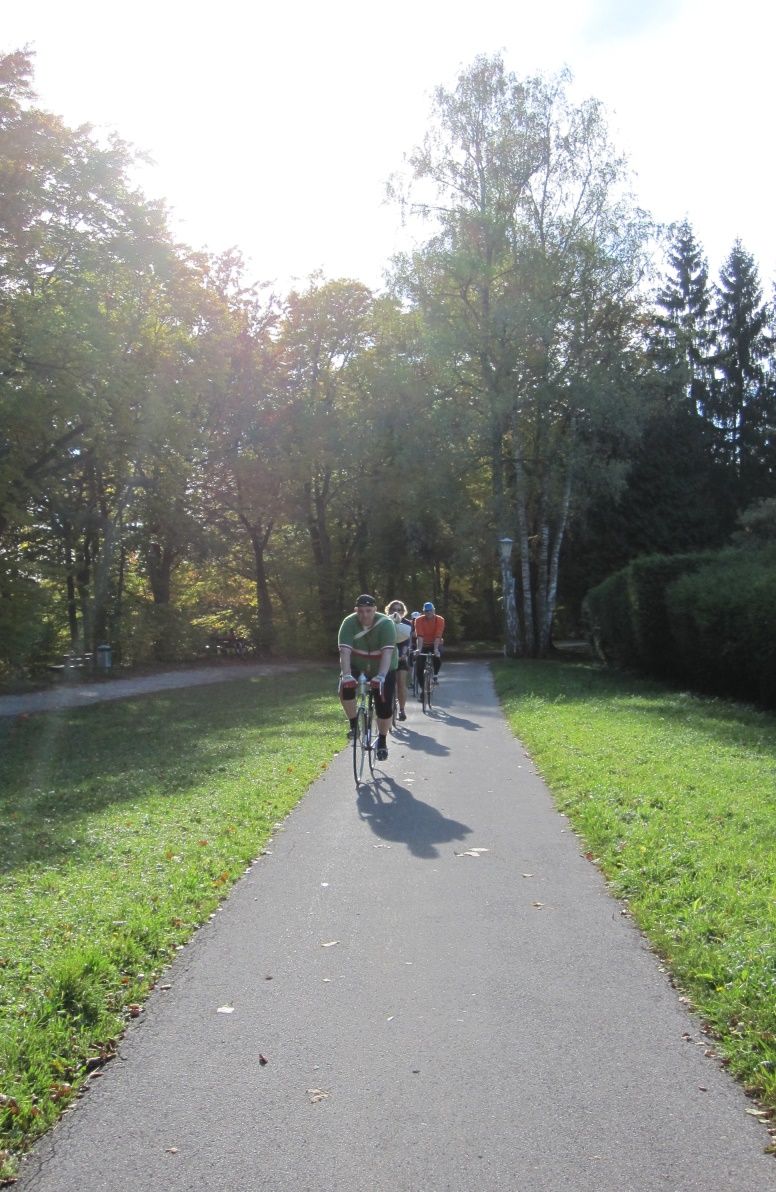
top-left (667, 548), bottom-right (776, 706)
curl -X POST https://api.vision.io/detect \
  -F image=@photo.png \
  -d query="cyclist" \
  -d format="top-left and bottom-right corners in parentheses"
top-left (414, 601), bottom-right (445, 693)
top-left (385, 600), bottom-right (413, 721)
top-left (338, 594), bottom-right (398, 761)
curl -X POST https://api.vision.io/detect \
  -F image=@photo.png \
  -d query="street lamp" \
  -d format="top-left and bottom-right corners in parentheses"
top-left (498, 536), bottom-right (518, 656)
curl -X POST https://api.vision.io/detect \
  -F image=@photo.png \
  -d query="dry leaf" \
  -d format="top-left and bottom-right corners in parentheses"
top-left (166, 1147), bottom-right (179, 1154)
top-left (307, 1088), bottom-right (329, 1103)
top-left (216, 1005), bottom-right (235, 1014)
top-left (259, 1054), bottom-right (269, 1066)
top-left (320, 940), bottom-right (339, 948)
top-left (532, 901), bottom-right (544, 908)
top-left (454, 848), bottom-right (489, 857)
top-left (522, 873), bottom-right (534, 878)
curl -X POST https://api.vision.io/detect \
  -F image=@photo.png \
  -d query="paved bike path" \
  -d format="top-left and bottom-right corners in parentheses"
top-left (16, 661), bottom-right (776, 1191)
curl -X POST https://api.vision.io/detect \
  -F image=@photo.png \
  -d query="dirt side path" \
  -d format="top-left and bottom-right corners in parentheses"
top-left (0, 663), bottom-right (312, 718)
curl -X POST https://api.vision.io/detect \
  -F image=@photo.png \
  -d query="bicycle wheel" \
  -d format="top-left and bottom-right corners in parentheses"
top-left (422, 659), bottom-right (433, 713)
top-left (353, 706), bottom-right (368, 784)
top-left (366, 694), bottom-right (376, 777)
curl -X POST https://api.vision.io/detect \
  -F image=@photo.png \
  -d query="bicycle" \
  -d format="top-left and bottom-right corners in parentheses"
top-left (352, 672), bottom-right (377, 784)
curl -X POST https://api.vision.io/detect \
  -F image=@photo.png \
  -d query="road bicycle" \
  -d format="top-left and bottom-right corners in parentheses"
top-left (352, 672), bottom-right (376, 784)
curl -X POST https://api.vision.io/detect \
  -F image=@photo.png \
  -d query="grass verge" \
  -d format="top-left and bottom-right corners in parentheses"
top-left (0, 667), bottom-right (343, 1181)
top-left (493, 658), bottom-right (776, 1133)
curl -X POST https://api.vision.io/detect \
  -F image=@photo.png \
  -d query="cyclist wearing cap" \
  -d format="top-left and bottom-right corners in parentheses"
top-left (338, 595), bottom-right (398, 761)
top-left (414, 601), bottom-right (445, 692)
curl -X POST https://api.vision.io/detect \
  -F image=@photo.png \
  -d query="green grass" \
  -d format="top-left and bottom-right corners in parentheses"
top-left (0, 668), bottom-right (343, 1180)
top-left (493, 658), bottom-right (776, 1124)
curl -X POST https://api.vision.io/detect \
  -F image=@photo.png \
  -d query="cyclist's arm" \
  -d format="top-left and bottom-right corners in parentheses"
top-left (339, 644), bottom-right (353, 675)
top-left (377, 644), bottom-right (393, 676)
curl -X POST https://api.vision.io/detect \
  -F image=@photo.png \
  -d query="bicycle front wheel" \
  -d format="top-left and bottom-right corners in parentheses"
top-left (353, 707), bottom-right (368, 784)
top-left (366, 695), bottom-right (376, 777)
top-left (422, 662), bottom-right (433, 713)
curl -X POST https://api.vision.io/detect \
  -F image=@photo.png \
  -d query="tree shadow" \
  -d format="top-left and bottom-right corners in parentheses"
top-left (356, 775), bottom-right (472, 858)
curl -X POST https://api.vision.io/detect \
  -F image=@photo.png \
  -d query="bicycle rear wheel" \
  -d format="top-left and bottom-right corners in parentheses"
top-left (353, 707), bottom-right (368, 784)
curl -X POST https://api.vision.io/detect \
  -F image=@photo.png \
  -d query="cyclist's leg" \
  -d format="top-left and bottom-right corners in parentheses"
top-left (374, 671), bottom-right (396, 759)
top-left (396, 661), bottom-right (407, 714)
top-left (340, 678), bottom-right (358, 738)
top-left (415, 650), bottom-right (426, 698)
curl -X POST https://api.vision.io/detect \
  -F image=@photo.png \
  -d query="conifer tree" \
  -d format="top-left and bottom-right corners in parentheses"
top-left (710, 240), bottom-right (774, 502)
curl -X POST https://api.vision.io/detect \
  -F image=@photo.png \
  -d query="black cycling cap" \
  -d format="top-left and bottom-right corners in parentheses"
top-left (355, 594), bottom-right (377, 606)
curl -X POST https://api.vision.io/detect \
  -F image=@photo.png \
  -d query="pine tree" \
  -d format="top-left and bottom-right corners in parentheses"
top-left (651, 220), bottom-right (715, 416)
top-left (710, 240), bottom-right (774, 502)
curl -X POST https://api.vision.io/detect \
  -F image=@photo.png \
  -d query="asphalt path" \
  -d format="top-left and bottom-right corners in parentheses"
top-left (15, 661), bottom-right (776, 1191)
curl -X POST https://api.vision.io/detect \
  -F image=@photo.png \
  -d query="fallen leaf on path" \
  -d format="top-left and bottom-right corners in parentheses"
top-left (259, 1054), bottom-right (269, 1066)
top-left (745, 1108), bottom-right (769, 1117)
top-left (373, 843), bottom-right (391, 848)
top-left (166, 1147), bottom-right (179, 1154)
top-left (320, 940), bottom-right (339, 947)
top-left (128, 1004), bottom-right (142, 1017)
top-left (532, 901), bottom-right (544, 908)
top-left (522, 873), bottom-right (534, 878)
top-left (454, 848), bottom-right (489, 857)
top-left (216, 1005), bottom-right (235, 1014)
top-left (307, 1088), bottom-right (329, 1103)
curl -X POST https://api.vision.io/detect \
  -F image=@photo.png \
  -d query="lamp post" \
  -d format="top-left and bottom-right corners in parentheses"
top-left (498, 536), bottom-right (518, 657)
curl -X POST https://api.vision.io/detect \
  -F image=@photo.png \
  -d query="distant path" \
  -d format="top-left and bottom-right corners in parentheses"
top-left (0, 662), bottom-right (310, 718)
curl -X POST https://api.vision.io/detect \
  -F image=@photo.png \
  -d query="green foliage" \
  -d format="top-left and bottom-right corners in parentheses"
top-left (667, 548), bottom-right (776, 706)
top-left (583, 551), bottom-right (713, 678)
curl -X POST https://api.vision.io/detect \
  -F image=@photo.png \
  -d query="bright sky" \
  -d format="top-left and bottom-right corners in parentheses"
top-left (4, 0), bottom-right (775, 293)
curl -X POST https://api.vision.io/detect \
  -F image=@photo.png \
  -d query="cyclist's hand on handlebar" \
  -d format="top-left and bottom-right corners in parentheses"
top-left (371, 673), bottom-right (387, 694)
top-left (339, 673), bottom-right (356, 694)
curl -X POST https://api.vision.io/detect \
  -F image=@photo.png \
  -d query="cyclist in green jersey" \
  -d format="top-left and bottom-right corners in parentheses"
top-left (338, 594), bottom-right (398, 761)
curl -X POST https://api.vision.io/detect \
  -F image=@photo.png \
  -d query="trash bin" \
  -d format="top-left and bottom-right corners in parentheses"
top-left (96, 644), bottom-right (112, 672)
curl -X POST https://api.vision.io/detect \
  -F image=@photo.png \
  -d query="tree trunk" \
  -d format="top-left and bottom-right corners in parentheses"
top-left (248, 523), bottom-right (275, 657)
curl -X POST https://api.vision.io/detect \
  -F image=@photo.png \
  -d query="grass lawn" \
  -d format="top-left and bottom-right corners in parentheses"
top-left (493, 658), bottom-right (776, 1137)
top-left (0, 667), bottom-right (343, 1180)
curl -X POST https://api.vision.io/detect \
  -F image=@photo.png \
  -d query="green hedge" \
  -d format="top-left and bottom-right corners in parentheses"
top-left (667, 548), bottom-right (776, 706)
top-left (584, 547), bottom-right (776, 707)
top-left (583, 552), bottom-right (710, 676)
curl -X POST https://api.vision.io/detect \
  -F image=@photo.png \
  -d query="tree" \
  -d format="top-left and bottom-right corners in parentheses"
top-left (651, 220), bottom-right (715, 416)
top-left (709, 240), bottom-right (774, 503)
top-left (391, 56), bottom-right (651, 655)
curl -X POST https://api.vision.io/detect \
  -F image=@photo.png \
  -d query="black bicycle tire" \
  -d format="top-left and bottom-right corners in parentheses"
top-left (366, 694), bottom-right (376, 776)
top-left (353, 706), bottom-right (367, 784)
top-left (422, 657), bottom-right (433, 713)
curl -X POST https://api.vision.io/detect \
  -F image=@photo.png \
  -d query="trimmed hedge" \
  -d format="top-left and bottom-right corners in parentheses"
top-left (667, 548), bottom-right (776, 706)
top-left (583, 547), bottom-right (776, 706)
top-left (583, 552), bottom-right (711, 678)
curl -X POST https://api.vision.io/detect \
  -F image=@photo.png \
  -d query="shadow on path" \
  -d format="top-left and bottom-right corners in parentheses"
top-left (401, 727), bottom-right (450, 756)
top-left (356, 775), bottom-right (471, 858)
top-left (429, 708), bottom-right (480, 731)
